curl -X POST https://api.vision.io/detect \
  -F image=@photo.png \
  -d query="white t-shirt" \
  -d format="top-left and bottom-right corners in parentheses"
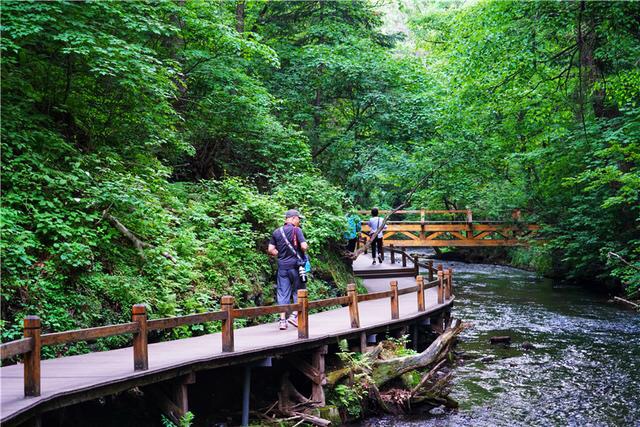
top-left (367, 216), bottom-right (386, 239)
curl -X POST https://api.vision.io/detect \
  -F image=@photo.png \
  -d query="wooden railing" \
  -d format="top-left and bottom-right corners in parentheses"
top-left (0, 265), bottom-right (453, 399)
top-left (357, 208), bottom-right (525, 223)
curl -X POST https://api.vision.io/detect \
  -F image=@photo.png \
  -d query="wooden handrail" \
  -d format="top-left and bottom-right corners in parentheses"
top-left (397, 285), bottom-right (419, 296)
top-left (0, 337), bottom-right (33, 360)
top-left (1, 271), bottom-right (455, 400)
top-left (232, 303), bottom-right (301, 320)
top-left (357, 290), bottom-right (393, 302)
top-left (308, 295), bottom-right (351, 310)
top-left (424, 279), bottom-right (439, 289)
top-left (41, 323), bottom-right (139, 346)
top-left (148, 311), bottom-right (228, 331)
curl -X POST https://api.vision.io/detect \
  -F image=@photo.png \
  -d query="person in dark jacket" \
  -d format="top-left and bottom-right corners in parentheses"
top-left (268, 209), bottom-right (309, 330)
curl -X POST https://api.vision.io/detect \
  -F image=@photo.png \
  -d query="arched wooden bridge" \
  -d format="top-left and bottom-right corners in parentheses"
top-left (0, 249), bottom-right (454, 426)
top-left (359, 209), bottom-right (539, 247)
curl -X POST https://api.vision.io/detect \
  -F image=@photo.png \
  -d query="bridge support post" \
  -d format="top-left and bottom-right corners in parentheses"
top-left (23, 316), bottom-right (41, 397)
top-left (132, 304), bottom-right (148, 371)
top-left (221, 296), bottom-right (235, 352)
top-left (427, 260), bottom-right (434, 281)
top-left (297, 289), bottom-right (308, 339)
top-left (174, 373), bottom-right (195, 416)
top-left (360, 332), bottom-right (368, 353)
top-left (312, 346), bottom-right (328, 405)
top-left (347, 284), bottom-right (360, 328)
top-left (413, 255), bottom-right (419, 277)
top-left (390, 281), bottom-right (399, 320)
top-left (417, 275), bottom-right (425, 312)
top-left (412, 324), bottom-right (419, 351)
top-left (390, 244), bottom-right (395, 264)
top-left (242, 366), bottom-right (251, 426)
top-left (437, 271), bottom-right (444, 304)
top-left (402, 251), bottom-right (407, 267)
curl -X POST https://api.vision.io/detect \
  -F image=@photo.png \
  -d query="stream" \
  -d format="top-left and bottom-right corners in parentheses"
top-left (359, 259), bottom-right (640, 426)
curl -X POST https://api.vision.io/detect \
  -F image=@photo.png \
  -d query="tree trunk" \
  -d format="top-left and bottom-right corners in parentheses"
top-left (370, 320), bottom-right (463, 387)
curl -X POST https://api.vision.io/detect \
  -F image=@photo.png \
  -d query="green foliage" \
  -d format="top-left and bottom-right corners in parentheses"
top-left (161, 411), bottom-right (195, 427)
top-left (0, 0), bottom-right (353, 351)
top-left (404, 0), bottom-right (640, 287)
top-left (385, 334), bottom-right (418, 357)
top-left (330, 340), bottom-right (372, 418)
top-left (332, 384), bottom-right (367, 418)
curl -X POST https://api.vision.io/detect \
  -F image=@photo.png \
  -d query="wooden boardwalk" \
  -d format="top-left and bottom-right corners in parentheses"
top-left (0, 253), bottom-right (453, 425)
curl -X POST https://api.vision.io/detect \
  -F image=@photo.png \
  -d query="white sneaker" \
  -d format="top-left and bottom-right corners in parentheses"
top-left (279, 319), bottom-right (288, 330)
top-left (288, 314), bottom-right (298, 328)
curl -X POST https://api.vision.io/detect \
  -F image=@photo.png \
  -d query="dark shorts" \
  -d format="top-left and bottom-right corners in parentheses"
top-left (276, 267), bottom-right (304, 306)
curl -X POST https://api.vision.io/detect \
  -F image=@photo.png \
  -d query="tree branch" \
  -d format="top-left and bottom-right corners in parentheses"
top-left (103, 211), bottom-right (177, 263)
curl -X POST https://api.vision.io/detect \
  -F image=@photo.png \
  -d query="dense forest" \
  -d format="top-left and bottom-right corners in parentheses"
top-left (1, 0), bottom-right (638, 349)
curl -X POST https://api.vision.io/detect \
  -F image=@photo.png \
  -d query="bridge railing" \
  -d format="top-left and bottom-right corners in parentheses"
top-left (0, 270), bottom-right (454, 399)
top-left (357, 208), bottom-right (526, 223)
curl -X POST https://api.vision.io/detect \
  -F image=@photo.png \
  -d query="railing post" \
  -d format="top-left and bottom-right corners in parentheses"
top-left (390, 280), bottom-right (399, 320)
top-left (347, 284), bottom-right (360, 328)
top-left (445, 269), bottom-right (453, 299)
top-left (221, 296), bottom-right (235, 352)
top-left (132, 304), bottom-right (148, 371)
top-left (437, 271), bottom-right (444, 304)
top-left (417, 275), bottom-right (425, 312)
top-left (427, 260), bottom-right (434, 281)
top-left (23, 316), bottom-right (41, 397)
top-left (413, 255), bottom-right (419, 276)
top-left (390, 244), bottom-right (395, 264)
top-left (402, 251), bottom-right (407, 267)
top-left (297, 289), bottom-right (309, 339)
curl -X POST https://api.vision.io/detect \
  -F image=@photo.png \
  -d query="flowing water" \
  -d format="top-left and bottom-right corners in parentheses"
top-left (360, 259), bottom-right (640, 427)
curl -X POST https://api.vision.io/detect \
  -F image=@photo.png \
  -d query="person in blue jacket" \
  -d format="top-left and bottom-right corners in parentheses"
top-left (344, 211), bottom-right (362, 253)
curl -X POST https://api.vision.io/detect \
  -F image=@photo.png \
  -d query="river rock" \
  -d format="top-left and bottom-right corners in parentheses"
top-left (522, 341), bottom-right (535, 351)
top-left (490, 335), bottom-right (511, 345)
top-left (429, 405), bottom-right (446, 415)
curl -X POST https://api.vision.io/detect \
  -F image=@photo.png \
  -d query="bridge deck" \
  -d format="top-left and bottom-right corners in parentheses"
top-left (0, 256), bottom-right (451, 424)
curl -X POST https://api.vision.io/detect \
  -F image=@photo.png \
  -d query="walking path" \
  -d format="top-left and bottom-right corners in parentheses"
top-left (0, 254), bottom-right (452, 424)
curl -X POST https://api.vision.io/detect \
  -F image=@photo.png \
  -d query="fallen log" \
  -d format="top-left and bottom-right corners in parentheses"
top-left (286, 411), bottom-right (331, 427)
top-left (613, 296), bottom-right (640, 310)
top-left (326, 343), bottom-right (382, 386)
top-left (370, 320), bottom-right (464, 387)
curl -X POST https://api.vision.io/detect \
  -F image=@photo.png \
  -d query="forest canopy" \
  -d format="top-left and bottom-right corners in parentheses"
top-left (1, 0), bottom-right (638, 347)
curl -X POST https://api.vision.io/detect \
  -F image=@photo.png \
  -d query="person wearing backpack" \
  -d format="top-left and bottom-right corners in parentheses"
top-left (344, 211), bottom-right (362, 253)
top-left (267, 209), bottom-right (309, 330)
top-left (367, 207), bottom-right (387, 265)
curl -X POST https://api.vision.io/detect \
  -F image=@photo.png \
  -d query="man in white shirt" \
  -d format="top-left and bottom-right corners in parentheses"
top-left (367, 207), bottom-right (387, 265)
